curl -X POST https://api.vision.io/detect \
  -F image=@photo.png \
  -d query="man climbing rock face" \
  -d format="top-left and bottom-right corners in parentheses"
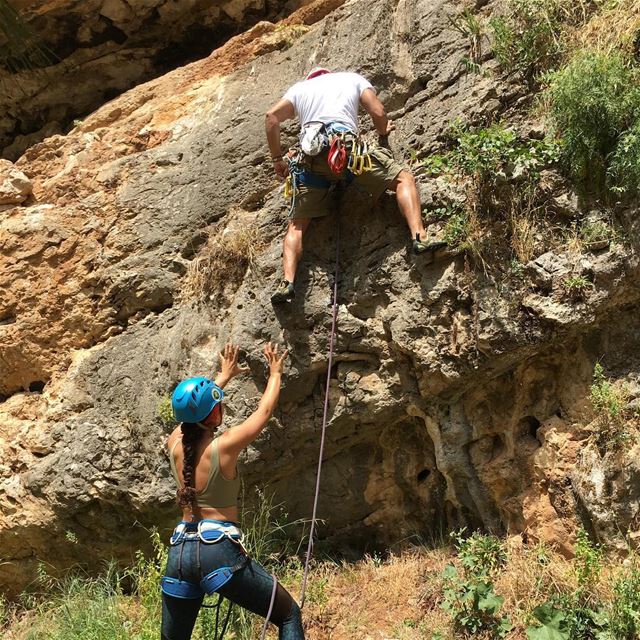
top-left (265, 66), bottom-right (446, 304)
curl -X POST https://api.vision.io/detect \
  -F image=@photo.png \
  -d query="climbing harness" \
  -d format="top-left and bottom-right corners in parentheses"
top-left (161, 519), bottom-right (280, 640)
top-left (283, 123), bottom-right (374, 215)
top-left (299, 190), bottom-right (342, 608)
top-left (284, 150), bottom-right (335, 218)
top-left (161, 521), bottom-right (248, 640)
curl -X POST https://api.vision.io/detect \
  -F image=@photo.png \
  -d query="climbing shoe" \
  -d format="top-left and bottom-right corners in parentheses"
top-left (271, 280), bottom-right (295, 304)
top-left (412, 233), bottom-right (448, 256)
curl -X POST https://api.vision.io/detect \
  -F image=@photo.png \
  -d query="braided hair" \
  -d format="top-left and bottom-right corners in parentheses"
top-left (176, 422), bottom-right (202, 513)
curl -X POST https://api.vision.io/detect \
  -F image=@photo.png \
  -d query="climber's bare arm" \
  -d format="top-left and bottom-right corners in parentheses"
top-left (218, 343), bottom-right (288, 470)
top-left (360, 88), bottom-right (394, 137)
top-left (265, 99), bottom-right (295, 172)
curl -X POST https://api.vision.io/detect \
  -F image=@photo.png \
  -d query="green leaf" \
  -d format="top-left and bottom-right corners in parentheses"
top-left (526, 626), bottom-right (570, 640)
top-left (478, 590), bottom-right (503, 613)
top-left (531, 603), bottom-right (567, 627)
top-left (443, 564), bottom-right (458, 579)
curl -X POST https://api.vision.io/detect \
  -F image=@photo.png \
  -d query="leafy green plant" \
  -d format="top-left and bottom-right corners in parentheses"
top-left (591, 363), bottom-right (622, 419)
top-left (562, 275), bottom-right (593, 300)
top-left (423, 123), bottom-right (560, 186)
top-left (157, 394), bottom-right (175, 427)
top-left (441, 530), bottom-right (511, 637)
top-left (579, 220), bottom-right (613, 249)
top-left (574, 527), bottom-right (602, 588)
top-left (509, 258), bottom-right (526, 280)
top-left (603, 564), bottom-right (640, 639)
top-left (448, 8), bottom-right (484, 64)
top-left (526, 601), bottom-right (570, 639)
top-left (546, 50), bottom-right (640, 194)
top-left (454, 530), bottom-right (507, 575)
top-left (607, 120), bottom-right (640, 194)
top-left (491, 0), bottom-right (563, 83)
top-left (526, 529), bottom-right (604, 640)
top-left (490, 0), bottom-right (598, 83)
top-left (589, 362), bottom-right (634, 453)
top-left (443, 210), bottom-right (471, 247)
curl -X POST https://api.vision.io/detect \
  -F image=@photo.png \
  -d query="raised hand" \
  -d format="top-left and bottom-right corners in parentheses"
top-left (263, 342), bottom-right (289, 376)
top-left (217, 343), bottom-right (250, 387)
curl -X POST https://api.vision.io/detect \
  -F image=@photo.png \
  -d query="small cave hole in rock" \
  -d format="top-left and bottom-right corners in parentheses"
top-left (29, 380), bottom-right (46, 393)
top-left (417, 468), bottom-right (431, 484)
top-left (519, 415), bottom-right (541, 442)
top-left (181, 231), bottom-right (209, 259)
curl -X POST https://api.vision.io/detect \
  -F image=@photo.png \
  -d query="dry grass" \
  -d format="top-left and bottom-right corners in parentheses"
top-left (3, 540), bottom-right (638, 640)
top-left (274, 539), bottom-right (634, 640)
top-left (508, 189), bottom-right (546, 264)
top-left (181, 221), bottom-right (265, 302)
top-left (279, 549), bottom-right (451, 640)
top-left (573, 0), bottom-right (640, 56)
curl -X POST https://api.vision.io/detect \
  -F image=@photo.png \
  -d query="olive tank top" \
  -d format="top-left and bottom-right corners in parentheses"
top-left (169, 435), bottom-right (240, 509)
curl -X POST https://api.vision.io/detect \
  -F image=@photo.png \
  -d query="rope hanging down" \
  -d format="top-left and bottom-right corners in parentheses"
top-left (299, 213), bottom-right (341, 608)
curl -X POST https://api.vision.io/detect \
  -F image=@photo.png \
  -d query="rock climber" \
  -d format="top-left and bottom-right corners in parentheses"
top-left (161, 343), bottom-right (304, 640)
top-left (265, 66), bottom-right (447, 304)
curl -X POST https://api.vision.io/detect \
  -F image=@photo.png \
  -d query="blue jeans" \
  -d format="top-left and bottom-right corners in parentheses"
top-left (160, 524), bottom-right (304, 640)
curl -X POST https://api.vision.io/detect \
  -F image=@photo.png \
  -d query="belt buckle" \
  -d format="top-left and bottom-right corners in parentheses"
top-left (169, 523), bottom-right (187, 545)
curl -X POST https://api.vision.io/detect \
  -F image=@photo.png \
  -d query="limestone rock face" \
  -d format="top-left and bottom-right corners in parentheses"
top-left (0, 160), bottom-right (32, 204)
top-left (1, 0), bottom-right (640, 595)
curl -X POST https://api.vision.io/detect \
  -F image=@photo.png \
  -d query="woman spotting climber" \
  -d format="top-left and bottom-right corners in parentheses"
top-left (161, 342), bottom-right (305, 640)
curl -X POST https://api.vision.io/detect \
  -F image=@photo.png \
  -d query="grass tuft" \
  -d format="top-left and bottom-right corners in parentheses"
top-left (182, 222), bottom-right (265, 303)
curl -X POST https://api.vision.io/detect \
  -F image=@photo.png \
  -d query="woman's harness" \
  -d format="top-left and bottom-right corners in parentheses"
top-left (161, 520), bottom-right (248, 600)
top-left (161, 520), bottom-right (278, 640)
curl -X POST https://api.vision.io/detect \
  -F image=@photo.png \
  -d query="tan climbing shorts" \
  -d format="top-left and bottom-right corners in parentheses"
top-left (288, 146), bottom-right (407, 219)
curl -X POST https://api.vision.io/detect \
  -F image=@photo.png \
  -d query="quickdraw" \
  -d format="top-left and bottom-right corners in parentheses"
top-left (328, 135), bottom-right (347, 175)
top-left (347, 139), bottom-right (373, 175)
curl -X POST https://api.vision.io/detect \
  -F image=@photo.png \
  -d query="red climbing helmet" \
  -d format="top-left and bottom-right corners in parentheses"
top-left (306, 67), bottom-right (331, 80)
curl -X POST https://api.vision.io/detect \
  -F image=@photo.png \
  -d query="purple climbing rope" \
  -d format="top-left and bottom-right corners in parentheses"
top-left (299, 218), bottom-right (341, 608)
top-left (259, 573), bottom-right (278, 640)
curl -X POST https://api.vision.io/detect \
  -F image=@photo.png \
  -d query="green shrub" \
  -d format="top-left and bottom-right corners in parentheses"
top-left (442, 209), bottom-right (471, 247)
top-left (421, 124), bottom-right (559, 265)
top-left (546, 50), bottom-right (640, 193)
top-left (526, 529), bottom-right (604, 639)
top-left (590, 363), bottom-right (623, 420)
top-left (562, 275), bottom-right (593, 300)
top-left (441, 530), bottom-right (511, 638)
top-left (589, 362), bottom-right (633, 453)
top-left (604, 565), bottom-right (640, 639)
top-left (423, 123), bottom-right (560, 187)
top-left (574, 527), bottom-right (602, 588)
top-left (453, 124), bottom-right (559, 181)
top-left (579, 219), bottom-right (613, 249)
top-left (448, 8), bottom-right (484, 64)
top-left (491, 0), bottom-right (564, 83)
top-left (607, 119), bottom-right (640, 194)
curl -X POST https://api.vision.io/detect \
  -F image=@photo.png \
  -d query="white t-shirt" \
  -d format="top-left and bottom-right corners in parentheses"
top-left (283, 71), bottom-right (374, 133)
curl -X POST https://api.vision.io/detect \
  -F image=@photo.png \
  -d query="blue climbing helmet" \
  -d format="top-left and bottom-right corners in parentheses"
top-left (172, 377), bottom-right (224, 423)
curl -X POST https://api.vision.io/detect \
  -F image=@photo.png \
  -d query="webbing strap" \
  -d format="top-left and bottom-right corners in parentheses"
top-left (299, 207), bottom-right (341, 607)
